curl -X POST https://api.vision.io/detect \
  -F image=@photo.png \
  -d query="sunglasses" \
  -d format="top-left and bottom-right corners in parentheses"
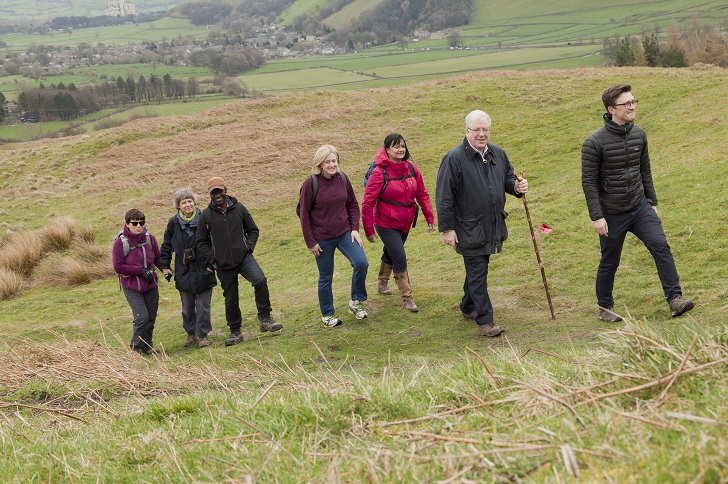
top-left (129, 221), bottom-right (145, 226)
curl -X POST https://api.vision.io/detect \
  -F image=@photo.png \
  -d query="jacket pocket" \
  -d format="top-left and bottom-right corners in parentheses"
top-left (456, 217), bottom-right (486, 249)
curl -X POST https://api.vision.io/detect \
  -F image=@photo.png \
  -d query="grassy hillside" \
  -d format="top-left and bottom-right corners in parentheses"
top-left (0, 67), bottom-right (726, 481)
top-left (0, 0), bottom-right (180, 20)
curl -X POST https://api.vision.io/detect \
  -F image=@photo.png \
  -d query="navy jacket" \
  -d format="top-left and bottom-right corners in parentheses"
top-left (436, 138), bottom-right (520, 256)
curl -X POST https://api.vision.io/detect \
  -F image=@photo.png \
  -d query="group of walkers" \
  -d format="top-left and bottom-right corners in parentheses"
top-left (111, 84), bottom-right (694, 354)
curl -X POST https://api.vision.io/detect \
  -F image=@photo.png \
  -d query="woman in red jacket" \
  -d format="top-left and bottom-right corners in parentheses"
top-left (362, 134), bottom-right (435, 312)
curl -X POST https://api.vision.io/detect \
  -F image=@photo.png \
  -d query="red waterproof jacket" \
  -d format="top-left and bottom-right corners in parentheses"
top-left (361, 147), bottom-right (434, 237)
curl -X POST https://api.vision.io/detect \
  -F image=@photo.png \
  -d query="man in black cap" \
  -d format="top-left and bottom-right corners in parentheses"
top-left (196, 177), bottom-right (283, 346)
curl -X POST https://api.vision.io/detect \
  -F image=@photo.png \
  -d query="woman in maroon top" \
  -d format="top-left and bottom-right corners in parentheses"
top-left (300, 145), bottom-right (369, 327)
top-left (361, 134), bottom-right (435, 312)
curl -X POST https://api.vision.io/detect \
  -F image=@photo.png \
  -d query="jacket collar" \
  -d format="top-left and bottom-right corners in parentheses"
top-left (603, 112), bottom-right (634, 136)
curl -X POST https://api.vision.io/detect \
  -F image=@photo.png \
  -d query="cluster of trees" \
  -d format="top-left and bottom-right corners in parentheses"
top-left (49, 13), bottom-right (165, 30)
top-left (604, 21), bottom-right (728, 68)
top-left (188, 47), bottom-right (265, 76)
top-left (16, 73), bottom-right (205, 122)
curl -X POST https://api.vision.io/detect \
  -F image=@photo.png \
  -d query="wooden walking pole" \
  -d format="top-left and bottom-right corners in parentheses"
top-left (517, 173), bottom-right (555, 320)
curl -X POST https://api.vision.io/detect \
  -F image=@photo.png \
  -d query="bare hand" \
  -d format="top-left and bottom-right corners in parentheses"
top-left (652, 205), bottom-right (658, 216)
top-left (515, 178), bottom-right (528, 194)
top-left (309, 243), bottom-right (322, 257)
top-left (443, 230), bottom-right (458, 249)
top-left (593, 218), bottom-right (608, 237)
top-left (162, 269), bottom-right (173, 276)
top-left (351, 230), bottom-right (364, 248)
top-left (366, 234), bottom-right (378, 243)
top-left (428, 223), bottom-right (435, 233)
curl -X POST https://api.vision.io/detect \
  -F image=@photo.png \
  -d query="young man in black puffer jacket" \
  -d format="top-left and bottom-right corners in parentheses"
top-left (581, 83), bottom-right (693, 322)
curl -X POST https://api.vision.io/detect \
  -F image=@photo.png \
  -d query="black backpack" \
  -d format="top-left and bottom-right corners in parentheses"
top-left (296, 172), bottom-right (348, 218)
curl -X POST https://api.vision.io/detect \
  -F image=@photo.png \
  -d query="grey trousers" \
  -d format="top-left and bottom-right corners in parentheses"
top-left (123, 286), bottom-right (159, 352)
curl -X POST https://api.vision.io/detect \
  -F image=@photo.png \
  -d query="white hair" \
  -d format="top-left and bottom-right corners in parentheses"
top-left (465, 110), bottom-right (491, 129)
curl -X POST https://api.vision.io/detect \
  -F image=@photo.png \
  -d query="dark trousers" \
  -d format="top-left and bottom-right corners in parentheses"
top-left (460, 254), bottom-right (493, 325)
top-left (375, 226), bottom-right (409, 273)
top-left (123, 286), bottom-right (159, 351)
top-left (597, 199), bottom-right (682, 309)
top-left (216, 254), bottom-right (271, 332)
top-left (179, 287), bottom-right (213, 337)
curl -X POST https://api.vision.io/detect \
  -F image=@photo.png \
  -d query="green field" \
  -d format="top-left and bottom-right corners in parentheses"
top-left (0, 67), bottom-right (726, 481)
top-left (0, 0), bottom-right (179, 20)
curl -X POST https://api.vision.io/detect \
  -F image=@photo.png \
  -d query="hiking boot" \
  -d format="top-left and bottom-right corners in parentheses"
top-left (669, 297), bottom-right (694, 317)
top-left (259, 316), bottom-right (283, 332)
top-left (322, 315), bottom-right (343, 328)
top-left (377, 262), bottom-right (394, 295)
top-left (403, 296), bottom-right (419, 312)
top-left (348, 300), bottom-right (368, 320)
top-left (478, 323), bottom-right (505, 337)
top-left (599, 308), bottom-right (622, 322)
top-left (198, 336), bottom-right (210, 348)
top-left (183, 334), bottom-right (197, 347)
top-left (462, 311), bottom-right (477, 320)
top-left (142, 346), bottom-right (159, 355)
top-left (225, 331), bottom-right (244, 346)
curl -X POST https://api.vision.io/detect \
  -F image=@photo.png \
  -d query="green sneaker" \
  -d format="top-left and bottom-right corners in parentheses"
top-left (348, 300), bottom-right (368, 320)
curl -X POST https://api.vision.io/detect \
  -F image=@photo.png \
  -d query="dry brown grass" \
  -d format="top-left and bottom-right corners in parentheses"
top-left (39, 216), bottom-right (76, 253)
top-left (0, 231), bottom-right (43, 276)
top-left (0, 268), bottom-right (24, 300)
top-left (41, 254), bottom-right (113, 286)
top-left (75, 223), bottom-right (96, 243)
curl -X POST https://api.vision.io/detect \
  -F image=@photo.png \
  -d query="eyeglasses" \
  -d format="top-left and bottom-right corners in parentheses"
top-left (129, 221), bottom-right (145, 226)
top-left (612, 99), bottom-right (638, 108)
top-left (467, 127), bottom-right (490, 135)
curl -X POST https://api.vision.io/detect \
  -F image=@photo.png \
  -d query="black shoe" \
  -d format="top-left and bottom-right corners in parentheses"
top-left (669, 297), bottom-right (694, 317)
top-left (599, 308), bottom-right (622, 322)
top-left (225, 331), bottom-right (244, 346)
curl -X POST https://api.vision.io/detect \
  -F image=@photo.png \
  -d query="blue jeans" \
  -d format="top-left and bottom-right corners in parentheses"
top-left (216, 254), bottom-right (271, 332)
top-left (179, 287), bottom-right (213, 338)
top-left (460, 254), bottom-right (493, 325)
top-left (315, 231), bottom-right (369, 316)
top-left (597, 199), bottom-right (682, 308)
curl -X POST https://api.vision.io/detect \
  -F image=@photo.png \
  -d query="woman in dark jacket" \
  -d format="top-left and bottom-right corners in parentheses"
top-left (112, 208), bottom-right (163, 354)
top-left (362, 133), bottom-right (435, 312)
top-left (160, 188), bottom-right (217, 348)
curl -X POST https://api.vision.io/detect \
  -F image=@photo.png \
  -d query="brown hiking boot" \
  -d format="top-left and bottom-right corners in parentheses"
top-left (669, 297), bottom-right (694, 317)
top-left (259, 316), bottom-right (283, 332)
top-left (599, 308), bottom-right (622, 322)
top-left (183, 334), bottom-right (197, 347)
top-left (377, 262), bottom-right (394, 295)
top-left (478, 323), bottom-right (505, 337)
top-left (462, 311), bottom-right (477, 320)
top-left (198, 336), bottom-right (210, 348)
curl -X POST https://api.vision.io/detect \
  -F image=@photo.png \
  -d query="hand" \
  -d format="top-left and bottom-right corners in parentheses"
top-left (309, 243), bottom-right (322, 257)
top-left (515, 177), bottom-right (528, 194)
top-left (443, 230), bottom-right (458, 249)
top-left (427, 223), bottom-right (435, 233)
top-left (652, 205), bottom-right (658, 216)
top-left (162, 268), bottom-right (173, 277)
top-left (593, 218), bottom-right (608, 237)
top-left (141, 268), bottom-right (154, 282)
top-left (351, 230), bottom-right (364, 248)
top-left (366, 234), bottom-right (378, 243)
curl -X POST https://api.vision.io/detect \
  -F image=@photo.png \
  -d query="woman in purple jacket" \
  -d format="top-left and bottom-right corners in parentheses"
top-left (112, 208), bottom-right (163, 354)
top-left (299, 145), bottom-right (369, 328)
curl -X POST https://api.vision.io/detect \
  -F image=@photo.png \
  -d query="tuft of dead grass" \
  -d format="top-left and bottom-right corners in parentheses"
top-left (39, 216), bottom-right (76, 252)
top-left (0, 231), bottom-right (43, 276)
top-left (41, 254), bottom-right (112, 286)
top-left (0, 268), bottom-right (24, 300)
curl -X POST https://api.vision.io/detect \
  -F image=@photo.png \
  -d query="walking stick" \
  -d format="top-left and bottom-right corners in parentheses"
top-left (517, 173), bottom-right (555, 320)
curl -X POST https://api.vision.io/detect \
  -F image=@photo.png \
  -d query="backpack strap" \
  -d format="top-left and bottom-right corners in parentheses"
top-left (378, 162), bottom-right (417, 207)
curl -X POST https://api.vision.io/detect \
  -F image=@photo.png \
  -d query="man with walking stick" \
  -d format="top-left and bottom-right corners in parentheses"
top-left (436, 110), bottom-right (528, 337)
top-left (582, 84), bottom-right (694, 322)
